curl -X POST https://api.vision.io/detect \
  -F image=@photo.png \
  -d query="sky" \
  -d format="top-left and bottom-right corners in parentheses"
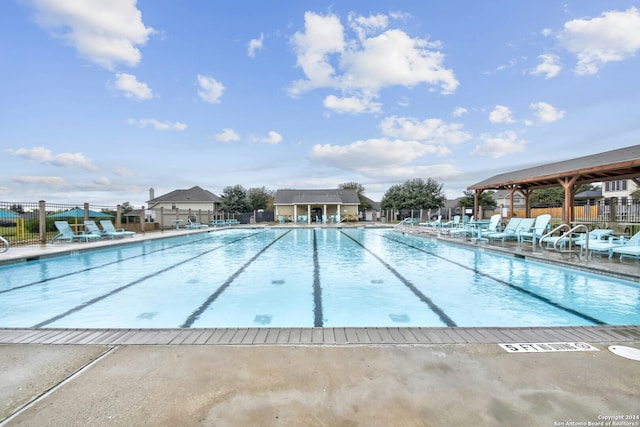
top-left (2, 1), bottom-right (640, 208)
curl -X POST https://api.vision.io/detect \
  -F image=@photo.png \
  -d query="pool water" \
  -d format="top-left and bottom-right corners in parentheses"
top-left (1, 228), bottom-right (639, 328)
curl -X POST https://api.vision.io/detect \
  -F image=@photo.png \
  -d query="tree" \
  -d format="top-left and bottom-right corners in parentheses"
top-left (246, 187), bottom-right (272, 212)
top-left (220, 185), bottom-right (249, 213)
top-left (530, 184), bottom-right (600, 205)
top-left (10, 204), bottom-right (24, 214)
top-left (120, 202), bottom-right (133, 214)
top-left (381, 178), bottom-right (446, 212)
top-left (457, 190), bottom-right (496, 208)
top-left (339, 182), bottom-right (371, 209)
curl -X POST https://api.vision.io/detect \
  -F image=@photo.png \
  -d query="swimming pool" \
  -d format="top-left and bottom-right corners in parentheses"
top-left (1, 228), bottom-right (639, 329)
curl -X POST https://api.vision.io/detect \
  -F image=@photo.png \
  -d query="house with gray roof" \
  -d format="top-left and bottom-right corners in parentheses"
top-left (146, 186), bottom-right (223, 227)
top-left (273, 189), bottom-right (360, 223)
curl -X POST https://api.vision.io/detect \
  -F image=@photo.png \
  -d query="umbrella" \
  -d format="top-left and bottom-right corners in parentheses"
top-left (47, 208), bottom-right (114, 219)
top-left (0, 209), bottom-right (21, 219)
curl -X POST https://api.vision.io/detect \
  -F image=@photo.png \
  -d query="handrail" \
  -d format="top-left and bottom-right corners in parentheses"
top-left (0, 235), bottom-right (8, 253)
top-left (394, 217), bottom-right (417, 228)
top-left (539, 223), bottom-right (589, 260)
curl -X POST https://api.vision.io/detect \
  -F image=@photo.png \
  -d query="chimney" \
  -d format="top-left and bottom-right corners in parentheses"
top-left (149, 187), bottom-right (155, 201)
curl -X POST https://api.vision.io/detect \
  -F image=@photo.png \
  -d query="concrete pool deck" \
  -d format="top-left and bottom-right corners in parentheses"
top-left (1, 225), bottom-right (639, 425)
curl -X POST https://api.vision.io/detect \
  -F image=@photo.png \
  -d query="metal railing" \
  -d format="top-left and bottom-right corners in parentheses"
top-left (0, 235), bottom-right (8, 253)
top-left (540, 223), bottom-right (589, 261)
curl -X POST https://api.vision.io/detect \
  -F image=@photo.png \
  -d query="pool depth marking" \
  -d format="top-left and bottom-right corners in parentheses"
top-left (31, 231), bottom-right (267, 328)
top-left (0, 232), bottom-right (245, 295)
top-left (312, 229), bottom-right (323, 327)
top-left (340, 231), bottom-right (456, 327)
top-left (381, 231), bottom-right (606, 326)
top-left (181, 230), bottom-right (292, 328)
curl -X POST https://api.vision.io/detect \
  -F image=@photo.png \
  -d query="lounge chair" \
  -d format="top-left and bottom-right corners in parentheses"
top-left (51, 221), bottom-right (101, 243)
top-left (610, 232), bottom-right (640, 260)
top-left (84, 220), bottom-right (110, 239)
top-left (419, 215), bottom-right (441, 227)
top-left (572, 229), bottom-right (614, 256)
top-left (438, 215), bottom-right (460, 234)
top-left (518, 214), bottom-right (551, 247)
top-left (486, 217), bottom-right (521, 243)
top-left (186, 218), bottom-right (208, 229)
top-left (449, 216), bottom-right (474, 237)
top-left (475, 213), bottom-right (502, 239)
top-left (99, 220), bottom-right (135, 238)
top-left (584, 231), bottom-right (640, 259)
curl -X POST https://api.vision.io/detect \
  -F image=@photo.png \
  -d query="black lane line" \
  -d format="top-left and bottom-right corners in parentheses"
top-left (312, 229), bottom-right (323, 327)
top-left (181, 230), bottom-right (292, 328)
top-left (340, 231), bottom-right (456, 327)
top-left (0, 233), bottom-right (238, 295)
top-left (380, 231), bottom-right (606, 326)
top-left (31, 232), bottom-right (266, 328)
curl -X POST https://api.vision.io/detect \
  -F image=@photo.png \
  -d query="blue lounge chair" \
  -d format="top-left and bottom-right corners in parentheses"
top-left (186, 218), bottom-right (208, 229)
top-left (51, 221), bottom-right (101, 243)
top-left (572, 229), bottom-right (614, 256)
top-left (84, 220), bottom-right (110, 239)
top-left (99, 220), bottom-right (135, 238)
top-left (585, 231), bottom-right (640, 259)
top-left (610, 232), bottom-right (640, 260)
top-left (486, 217), bottom-right (521, 243)
top-left (519, 214), bottom-right (551, 247)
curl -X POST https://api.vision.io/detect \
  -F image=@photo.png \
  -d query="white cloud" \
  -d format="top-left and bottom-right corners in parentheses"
top-left (288, 11), bottom-right (458, 108)
top-left (558, 7), bottom-right (640, 75)
top-left (348, 12), bottom-right (388, 41)
top-left (309, 138), bottom-right (444, 171)
top-left (471, 131), bottom-right (527, 158)
top-left (113, 72), bottom-right (153, 100)
top-left (13, 175), bottom-right (67, 189)
top-left (323, 94), bottom-right (382, 114)
top-left (489, 105), bottom-right (515, 124)
top-left (529, 102), bottom-right (565, 123)
top-left (197, 74), bottom-right (225, 104)
top-left (248, 33), bottom-right (264, 58)
top-left (127, 118), bottom-right (187, 131)
top-left (531, 54), bottom-right (562, 79)
top-left (261, 131), bottom-right (283, 145)
top-left (215, 128), bottom-right (240, 142)
top-left (452, 107), bottom-right (467, 117)
top-left (113, 167), bottom-right (134, 177)
top-left (380, 116), bottom-right (471, 145)
top-left (27, 0), bottom-right (154, 70)
top-left (289, 12), bottom-right (345, 95)
top-left (94, 176), bottom-right (110, 186)
top-left (6, 146), bottom-right (97, 171)
top-left (341, 29), bottom-right (458, 93)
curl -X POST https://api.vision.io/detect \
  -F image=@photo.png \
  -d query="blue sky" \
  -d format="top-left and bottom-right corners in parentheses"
top-left (2, 1), bottom-right (640, 207)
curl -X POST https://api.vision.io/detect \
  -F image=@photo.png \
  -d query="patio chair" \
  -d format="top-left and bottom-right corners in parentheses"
top-left (573, 229), bottom-right (614, 256)
top-left (518, 214), bottom-right (551, 247)
top-left (419, 215), bottom-right (441, 227)
top-left (99, 220), bottom-right (135, 238)
top-left (186, 218), bottom-right (208, 229)
top-left (486, 217), bottom-right (521, 243)
top-left (51, 221), bottom-right (101, 243)
top-left (588, 231), bottom-right (640, 260)
top-left (448, 216), bottom-right (475, 238)
top-left (84, 220), bottom-right (110, 239)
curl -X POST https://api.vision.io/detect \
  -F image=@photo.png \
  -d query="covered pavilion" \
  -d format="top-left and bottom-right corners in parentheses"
top-left (467, 145), bottom-right (640, 225)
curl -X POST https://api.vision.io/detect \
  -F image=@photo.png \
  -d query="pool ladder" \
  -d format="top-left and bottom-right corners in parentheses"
top-left (539, 224), bottom-right (589, 261)
top-left (0, 235), bottom-right (8, 253)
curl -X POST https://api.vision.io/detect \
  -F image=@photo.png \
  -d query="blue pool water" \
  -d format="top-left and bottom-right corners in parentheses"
top-left (1, 228), bottom-right (639, 329)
